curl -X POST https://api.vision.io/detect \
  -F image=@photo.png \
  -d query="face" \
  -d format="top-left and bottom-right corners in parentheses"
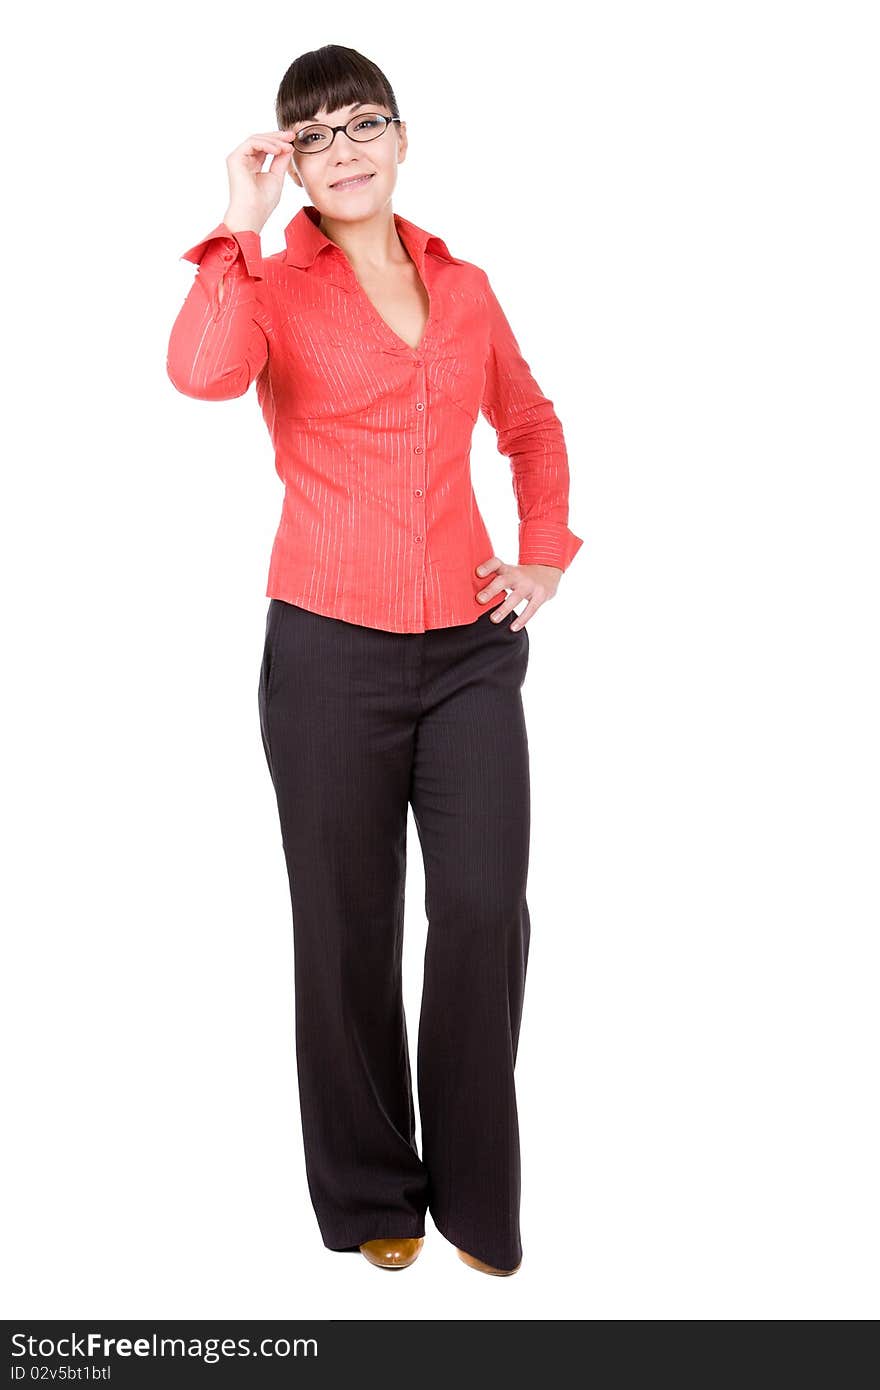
top-left (285, 101), bottom-right (407, 216)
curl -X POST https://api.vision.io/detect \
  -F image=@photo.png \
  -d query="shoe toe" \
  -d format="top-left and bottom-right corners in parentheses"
top-left (456, 1247), bottom-right (521, 1276)
top-left (359, 1236), bottom-right (425, 1269)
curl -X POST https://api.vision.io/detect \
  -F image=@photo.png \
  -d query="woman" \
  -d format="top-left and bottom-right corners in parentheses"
top-left (167, 43), bottom-right (583, 1276)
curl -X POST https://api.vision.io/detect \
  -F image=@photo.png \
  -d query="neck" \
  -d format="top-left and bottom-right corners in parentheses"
top-left (318, 205), bottom-right (406, 271)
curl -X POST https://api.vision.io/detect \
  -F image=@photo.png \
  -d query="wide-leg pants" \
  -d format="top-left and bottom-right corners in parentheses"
top-left (257, 597), bottom-right (531, 1271)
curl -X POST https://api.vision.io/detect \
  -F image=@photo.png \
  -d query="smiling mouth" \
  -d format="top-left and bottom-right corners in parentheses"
top-left (330, 172), bottom-right (376, 189)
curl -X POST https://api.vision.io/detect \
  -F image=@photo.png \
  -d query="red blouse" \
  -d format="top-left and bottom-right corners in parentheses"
top-left (167, 204), bottom-right (583, 633)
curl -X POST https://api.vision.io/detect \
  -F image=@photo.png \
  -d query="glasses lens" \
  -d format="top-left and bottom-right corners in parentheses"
top-left (293, 125), bottom-right (333, 152)
top-left (292, 114), bottom-right (390, 152)
top-left (347, 114), bottom-right (389, 141)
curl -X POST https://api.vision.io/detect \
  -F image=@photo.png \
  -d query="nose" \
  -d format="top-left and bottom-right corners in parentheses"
top-left (331, 127), bottom-right (362, 153)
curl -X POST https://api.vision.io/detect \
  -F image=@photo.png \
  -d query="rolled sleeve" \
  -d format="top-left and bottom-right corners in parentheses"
top-left (167, 222), bottom-right (269, 400)
top-left (180, 222), bottom-right (264, 279)
top-left (517, 518), bottom-right (584, 570)
top-left (480, 273), bottom-right (584, 573)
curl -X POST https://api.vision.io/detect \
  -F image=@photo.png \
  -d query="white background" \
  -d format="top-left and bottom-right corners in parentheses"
top-left (3, 0), bottom-right (878, 1320)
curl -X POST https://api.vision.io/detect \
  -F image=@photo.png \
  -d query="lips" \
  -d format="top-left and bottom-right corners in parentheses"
top-left (330, 172), bottom-right (376, 190)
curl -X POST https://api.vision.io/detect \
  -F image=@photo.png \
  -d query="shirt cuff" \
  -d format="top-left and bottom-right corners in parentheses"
top-left (518, 520), bottom-right (584, 572)
top-left (179, 222), bottom-right (264, 280)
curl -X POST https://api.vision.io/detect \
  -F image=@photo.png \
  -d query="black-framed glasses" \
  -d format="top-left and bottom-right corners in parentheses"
top-left (290, 112), bottom-right (402, 154)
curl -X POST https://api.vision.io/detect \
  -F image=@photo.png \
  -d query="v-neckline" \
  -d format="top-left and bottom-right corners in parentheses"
top-left (347, 251), bottom-right (433, 357)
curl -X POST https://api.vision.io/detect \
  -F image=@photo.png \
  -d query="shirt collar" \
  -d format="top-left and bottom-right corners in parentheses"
top-left (283, 204), bottom-right (461, 274)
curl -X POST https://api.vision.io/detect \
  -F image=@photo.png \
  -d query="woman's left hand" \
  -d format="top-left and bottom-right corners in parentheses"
top-left (474, 557), bottom-right (563, 630)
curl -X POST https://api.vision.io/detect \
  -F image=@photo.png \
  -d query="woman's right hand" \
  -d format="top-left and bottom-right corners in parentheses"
top-left (222, 130), bottom-right (296, 234)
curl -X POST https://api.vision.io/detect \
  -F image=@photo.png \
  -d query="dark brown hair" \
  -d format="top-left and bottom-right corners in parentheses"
top-left (275, 44), bottom-right (400, 129)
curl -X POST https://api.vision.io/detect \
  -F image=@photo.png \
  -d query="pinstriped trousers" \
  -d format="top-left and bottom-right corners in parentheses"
top-left (257, 597), bottom-right (531, 1271)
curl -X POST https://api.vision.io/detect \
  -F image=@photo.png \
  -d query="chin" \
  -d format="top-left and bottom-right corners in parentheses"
top-left (319, 189), bottom-right (388, 217)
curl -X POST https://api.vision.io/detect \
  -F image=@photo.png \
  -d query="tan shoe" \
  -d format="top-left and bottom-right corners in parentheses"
top-left (456, 1247), bottom-right (522, 1276)
top-left (359, 1236), bottom-right (425, 1270)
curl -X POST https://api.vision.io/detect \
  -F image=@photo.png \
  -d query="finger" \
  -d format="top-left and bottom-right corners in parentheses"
top-left (239, 145), bottom-right (294, 173)
top-left (510, 598), bottom-right (541, 631)
top-left (236, 136), bottom-right (295, 158)
top-left (254, 141), bottom-right (294, 156)
top-left (488, 589), bottom-right (525, 621)
top-left (476, 556), bottom-right (502, 577)
top-left (242, 134), bottom-right (294, 149)
top-left (475, 579), bottom-right (507, 604)
top-left (489, 600), bottom-right (515, 621)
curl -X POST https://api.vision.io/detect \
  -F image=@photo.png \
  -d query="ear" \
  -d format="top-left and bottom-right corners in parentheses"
top-left (397, 120), bottom-right (408, 163)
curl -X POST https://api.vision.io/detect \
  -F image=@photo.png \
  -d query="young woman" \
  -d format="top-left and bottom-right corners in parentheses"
top-left (167, 43), bottom-right (583, 1276)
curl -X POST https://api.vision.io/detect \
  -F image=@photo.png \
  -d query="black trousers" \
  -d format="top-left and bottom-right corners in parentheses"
top-left (257, 597), bottom-right (531, 1271)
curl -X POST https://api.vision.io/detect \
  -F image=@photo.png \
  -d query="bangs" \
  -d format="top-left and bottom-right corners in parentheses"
top-left (276, 44), bottom-right (400, 128)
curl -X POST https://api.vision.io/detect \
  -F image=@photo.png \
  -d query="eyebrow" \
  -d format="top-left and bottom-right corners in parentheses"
top-left (297, 101), bottom-right (374, 130)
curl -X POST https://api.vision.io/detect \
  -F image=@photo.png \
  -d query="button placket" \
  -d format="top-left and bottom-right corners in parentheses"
top-left (412, 359), bottom-right (427, 547)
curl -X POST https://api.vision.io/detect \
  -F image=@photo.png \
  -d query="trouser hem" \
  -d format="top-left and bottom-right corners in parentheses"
top-left (429, 1210), bottom-right (523, 1273)
top-left (318, 1217), bottom-right (428, 1254)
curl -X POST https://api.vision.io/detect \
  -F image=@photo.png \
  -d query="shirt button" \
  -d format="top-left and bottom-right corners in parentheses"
top-left (414, 488), bottom-right (423, 497)
top-left (414, 535), bottom-right (423, 543)
top-left (414, 445), bottom-right (423, 454)
top-left (414, 359), bottom-right (423, 368)
top-left (415, 401), bottom-right (425, 411)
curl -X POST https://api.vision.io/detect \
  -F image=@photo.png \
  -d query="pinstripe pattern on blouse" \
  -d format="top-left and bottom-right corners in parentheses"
top-left (167, 204), bottom-right (584, 633)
